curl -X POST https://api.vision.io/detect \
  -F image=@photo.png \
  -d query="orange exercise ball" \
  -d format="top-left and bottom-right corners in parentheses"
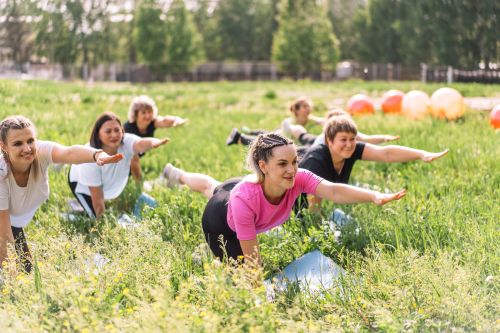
top-left (430, 87), bottom-right (465, 120)
top-left (347, 94), bottom-right (375, 116)
top-left (381, 90), bottom-right (405, 114)
top-left (490, 104), bottom-right (500, 129)
top-left (401, 90), bottom-right (430, 120)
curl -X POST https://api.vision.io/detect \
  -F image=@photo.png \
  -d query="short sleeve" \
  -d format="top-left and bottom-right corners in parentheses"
top-left (76, 163), bottom-right (103, 187)
top-left (229, 196), bottom-right (257, 240)
top-left (296, 169), bottom-right (323, 195)
top-left (353, 142), bottom-right (366, 160)
top-left (122, 133), bottom-right (141, 156)
top-left (0, 178), bottom-right (9, 210)
top-left (299, 154), bottom-right (326, 178)
top-left (37, 140), bottom-right (55, 168)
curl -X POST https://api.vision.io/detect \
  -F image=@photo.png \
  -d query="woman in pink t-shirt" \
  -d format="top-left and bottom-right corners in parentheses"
top-left (163, 133), bottom-right (406, 265)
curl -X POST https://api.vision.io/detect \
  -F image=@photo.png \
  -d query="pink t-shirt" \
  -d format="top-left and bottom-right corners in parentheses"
top-left (227, 169), bottom-right (323, 240)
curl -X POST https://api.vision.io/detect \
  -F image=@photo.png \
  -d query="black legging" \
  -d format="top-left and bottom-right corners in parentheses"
top-left (202, 177), bottom-right (244, 261)
top-left (298, 133), bottom-right (317, 146)
top-left (239, 132), bottom-right (317, 147)
top-left (68, 168), bottom-right (96, 218)
top-left (11, 226), bottom-right (32, 273)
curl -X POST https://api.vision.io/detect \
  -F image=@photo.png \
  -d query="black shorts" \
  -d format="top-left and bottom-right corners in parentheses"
top-left (68, 167), bottom-right (96, 218)
top-left (201, 177), bottom-right (244, 261)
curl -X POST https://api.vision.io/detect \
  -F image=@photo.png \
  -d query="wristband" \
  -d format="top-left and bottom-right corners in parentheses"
top-left (93, 149), bottom-right (103, 162)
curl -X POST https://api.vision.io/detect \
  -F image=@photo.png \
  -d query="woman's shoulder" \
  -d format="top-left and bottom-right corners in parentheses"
top-left (231, 176), bottom-right (261, 200)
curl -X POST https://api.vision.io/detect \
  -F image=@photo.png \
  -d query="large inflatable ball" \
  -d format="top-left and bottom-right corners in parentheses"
top-left (430, 87), bottom-right (465, 120)
top-left (347, 94), bottom-right (375, 116)
top-left (490, 104), bottom-right (500, 129)
top-left (401, 90), bottom-right (430, 120)
top-left (381, 90), bottom-right (405, 114)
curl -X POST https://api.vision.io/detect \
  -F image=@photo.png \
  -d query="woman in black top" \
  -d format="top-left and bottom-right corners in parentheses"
top-left (123, 95), bottom-right (187, 181)
top-left (298, 115), bottom-right (448, 211)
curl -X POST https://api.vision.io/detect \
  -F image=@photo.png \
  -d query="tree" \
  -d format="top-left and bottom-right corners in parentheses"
top-left (164, 0), bottom-right (204, 74)
top-left (327, 0), bottom-right (365, 60)
top-left (0, 0), bottom-right (33, 66)
top-left (133, 0), bottom-right (167, 72)
top-left (272, 0), bottom-right (340, 77)
top-left (34, 0), bottom-right (116, 71)
top-left (134, 0), bottom-right (203, 77)
top-left (214, 0), bottom-right (274, 61)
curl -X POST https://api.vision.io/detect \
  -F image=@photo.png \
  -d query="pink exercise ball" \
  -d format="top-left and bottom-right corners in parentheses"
top-left (381, 90), bottom-right (405, 114)
top-left (347, 94), bottom-right (375, 116)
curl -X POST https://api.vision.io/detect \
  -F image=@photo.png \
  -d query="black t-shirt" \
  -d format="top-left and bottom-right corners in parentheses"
top-left (294, 142), bottom-right (365, 212)
top-left (299, 142), bottom-right (365, 184)
top-left (123, 121), bottom-right (156, 157)
top-left (123, 121), bottom-right (156, 138)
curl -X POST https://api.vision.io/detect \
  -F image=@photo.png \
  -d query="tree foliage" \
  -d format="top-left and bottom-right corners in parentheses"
top-left (0, 0), bottom-right (33, 65)
top-left (349, 0), bottom-right (499, 68)
top-left (272, 0), bottom-right (340, 76)
top-left (133, 0), bottom-right (203, 76)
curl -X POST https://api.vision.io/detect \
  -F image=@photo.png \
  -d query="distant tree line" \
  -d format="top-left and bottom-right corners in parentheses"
top-left (0, 0), bottom-right (498, 78)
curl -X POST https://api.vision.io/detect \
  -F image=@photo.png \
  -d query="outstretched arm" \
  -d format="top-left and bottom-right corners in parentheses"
top-left (154, 115), bottom-right (188, 128)
top-left (309, 115), bottom-right (326, 126)
top-left (51, 144), bottom-right (123, 166)
top-left (361, 143), bottom-right (449, 163)
top-left (0, 210), bottom-right (14, 267)
top-left (133, 137), bottom-right (169, 155)
top-left (315, 180), bottom-right (406, 205)
top-left (357, 132), bottom-right (400, 144)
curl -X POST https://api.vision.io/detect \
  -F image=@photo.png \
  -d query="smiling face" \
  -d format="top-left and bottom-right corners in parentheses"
top-left (136, 107), bottom-right (154, 129)
top-left (1, 127), bottom-right (37, 168)
top-left (259, 144), bottom-right (298, 192)
top-left (98, 120), bottom-right (123, 151)
top-left (327, 131), bottom-right (357, 161)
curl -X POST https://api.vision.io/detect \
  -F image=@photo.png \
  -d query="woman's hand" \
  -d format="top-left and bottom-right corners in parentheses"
top-left (373, 189), bottom-right (407, 205)
top-left (151, 138), bottom-right (169, 148)
top-left (95, 152), bottom-right (123, 166)
top-left (384, 135), bottom-right (400, 143)
top-left (172, 117), bottom-right (188, 127)
top-left (421, 149), bottom-right (449, 163)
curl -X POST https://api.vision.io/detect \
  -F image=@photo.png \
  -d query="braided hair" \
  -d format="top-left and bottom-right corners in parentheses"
top-left (0, 115), bottom-right (39, 179)
top-left (247, 133), bottom-right (294, 183)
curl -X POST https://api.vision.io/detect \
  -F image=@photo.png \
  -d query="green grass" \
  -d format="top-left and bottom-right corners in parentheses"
top-left (0, 79), bottom-right (499, 332)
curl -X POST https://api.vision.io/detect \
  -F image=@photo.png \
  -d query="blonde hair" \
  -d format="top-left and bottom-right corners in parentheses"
top-left (128, 95), bottom-right (158, 123)
top-left (289, 97), bottom-right (312, 115)
top-left (246, 133), bottom-right (294, 183)
top-left (324, 116), bottom-right (358, 143)
top-left (0, 115), bottom-right (39, 179)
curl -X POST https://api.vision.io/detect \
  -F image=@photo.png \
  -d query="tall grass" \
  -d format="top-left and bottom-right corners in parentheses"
top-left (0, 79), bottom-right (498, 332)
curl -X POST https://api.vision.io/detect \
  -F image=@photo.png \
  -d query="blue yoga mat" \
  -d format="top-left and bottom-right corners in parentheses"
top-left (267, 250), bottom-right (346, 295)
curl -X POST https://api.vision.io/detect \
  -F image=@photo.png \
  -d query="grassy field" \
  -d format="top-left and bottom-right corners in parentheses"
top-left (0, 79), bottom-right (498, 332)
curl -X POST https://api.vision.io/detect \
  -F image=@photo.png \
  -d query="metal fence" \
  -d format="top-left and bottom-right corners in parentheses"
top-left (1, 62), bottom-right (499, 84)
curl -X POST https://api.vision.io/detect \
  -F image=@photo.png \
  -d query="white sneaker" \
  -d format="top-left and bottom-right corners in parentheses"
top-left (280, 118), bottom-right (293, 136)
top-left (163, 163), bottom-right (182, 188)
